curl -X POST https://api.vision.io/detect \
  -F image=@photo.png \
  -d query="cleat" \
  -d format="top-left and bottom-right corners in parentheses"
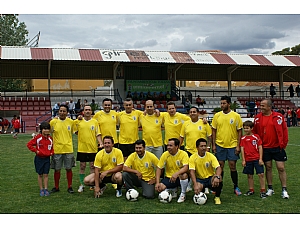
top-left (89, 186), bottom-right (95, 191)
top-left (281, 190), bottom-right (289, 199)
top-left (67, 187), bottom-right (74, 194)
top-left (40, 189), bottom-right (45, 196)
top-left (116, 189), bottom-right (122, 197)
top-left (234, 187), bottom-right (242, 196)
top-left (205, 188), bottom-right (209, 194)
top-left (177, 193), bottom-right (185, 203)
top-left (44, 189), bottom-right (50, 196)
top-left (78, 185), bottom-right (84, 193)
top-left (214, 197), bottom-right (221, 205)
top-left (260, 192), bottom-right (267, 199)
top-left (244, 190), bottom-right (254, 196)
top-left (112, 184), bottom-right (117, 189)
top-left (186, 185), bottom-right (193, 193)
top-left (50, 187), bottom-right (60, 193)
top-left (266, 189), bottom-right (275, 196)
top-left (100, 185), bottom-right (107, 195)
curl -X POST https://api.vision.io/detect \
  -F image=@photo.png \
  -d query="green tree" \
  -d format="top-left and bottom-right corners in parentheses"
top-left (272, 44), bottom-right (300, 55)
top-left (0, 14), bottom-right (29, 92)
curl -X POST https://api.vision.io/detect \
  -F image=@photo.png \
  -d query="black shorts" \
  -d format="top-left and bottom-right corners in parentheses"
top-left (119, 143), bottom-right (135, 157)
top-left (263, 147), bottom-right (287, 162)
top-left (76, 152), bottom-right (97, 162)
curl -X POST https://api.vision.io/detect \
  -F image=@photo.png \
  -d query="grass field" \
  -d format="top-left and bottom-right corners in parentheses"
top-left (0, 128), bottom-right (300, 215)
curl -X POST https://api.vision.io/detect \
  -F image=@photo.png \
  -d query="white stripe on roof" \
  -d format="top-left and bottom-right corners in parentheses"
top-left (52, 48), bottom-right (81, 60)
top-left (188, 52), bottom-right (220, 64)
top-left (227, 54), bottom-right (260, 65)
top-left (144, 51), bottom-right (176, 63)
top-left (1, 46), bottom-right (31, 59)
top-left (264, 55), bottom-right (296, 66)
top-left (99, 49), bottom-right (130, 62)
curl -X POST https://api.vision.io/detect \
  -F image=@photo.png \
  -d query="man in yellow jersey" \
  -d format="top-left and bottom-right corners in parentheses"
top-left (140, 100), bottom-right (164, 159)
top-left (155, 138), bottom-right (189, 203)
top-left (122, 139), bottom-right (159, 199)
top-left (50, 104), bottom-right (75, 194)
top-left (189, 138), bottom-right (223, 205)
top-left (118, 98), bottom-right (144, 160)
top-left (92, 136), bottom-right (124, 198)
top-left (161, 101), bottom-right (190, 151)
top-left (180, 106), bottom-right (212, 157)
top-left (73, 105), bottom-right (103, 193)
top-left (211, 95), bottom-right (243, 196)
top-left (93, 98), bottom-right (119, 148)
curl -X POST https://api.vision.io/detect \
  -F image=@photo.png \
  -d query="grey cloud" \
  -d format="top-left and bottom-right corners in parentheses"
top-left (133, 39), bottom-right (158, 48)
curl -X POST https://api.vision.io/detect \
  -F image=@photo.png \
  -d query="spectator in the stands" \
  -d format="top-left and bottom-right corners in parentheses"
top-left (90, 99), bottom-right (99, 115)
top-left (153, 92), bottom-right (159, 101)
top-left (75, 99), bottom-right (82, 115)
top-left (196, 95), bottom-right (202, 107)
top-left (184, 98), bottom-right (191, 111)
top-left (146, 91), bottom-right (153, 100)
top-left (132, 92), bottom-right (139, 102)
top-left (270, 83), bottom-right (276, 98)
top-left (139, 92), bottom-right (146, 101)
top-left (52, 102), bottom-right (60, 117)
top-left (158, 92), bottom-right (165, 101)
top-left (126, 91), bottom-right (133, 99)
top-left (296, 85), bottom-right (300, 97)
top-left (287, 84), bottom-right (294, 98)
top-left (68, 98), bottom-right (76, 119)
top-left (278, 107), bottom-right (285, 116)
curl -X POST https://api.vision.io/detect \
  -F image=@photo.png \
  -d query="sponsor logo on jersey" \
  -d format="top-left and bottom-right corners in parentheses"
top-left (145, 162), bottom-right (149, 168)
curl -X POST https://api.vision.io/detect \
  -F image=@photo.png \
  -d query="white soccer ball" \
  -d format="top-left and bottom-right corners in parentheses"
top-left (125, 189), bottom-right (139, 201)
top-left (193, 192), bottom-right (207, 205)
top-left (158, 191), bottom-right (172, 203)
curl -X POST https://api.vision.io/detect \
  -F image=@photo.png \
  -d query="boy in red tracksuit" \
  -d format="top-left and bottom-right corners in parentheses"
top-left (12, 116), bottom-right (21, 138)
top-left (27, 122), bottom-right (54, 196)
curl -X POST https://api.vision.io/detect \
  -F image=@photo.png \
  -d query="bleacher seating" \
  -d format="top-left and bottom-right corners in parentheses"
top-left (0, 97), bottom-right (52, 132)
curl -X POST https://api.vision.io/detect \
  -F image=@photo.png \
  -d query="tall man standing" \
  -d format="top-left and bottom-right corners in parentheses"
top-left (211, 95), bottom-right (243, 196)
top-left (74, 105), bottom-right (103, 193)
top-left (50, 104), bottom-right (75, 194)
top-left (140, 100), bottom-right (164, 159)
top-left (253, 98), bottom-right (289, 199)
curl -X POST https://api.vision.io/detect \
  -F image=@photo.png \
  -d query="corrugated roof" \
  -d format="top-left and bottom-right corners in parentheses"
top-left (210, 53), bottom-right (236, 64)
top-left (249, 55), bottom-right (274, 66)
top-left (100, 49), bottom-right (130, 62)
top-left (169, 52), bottom-right (195, 64)
top-left (284, 56), bottom-right (300, 66)
top-left (79, 49), bottom-right (103, 61)
top-left (144, 51), bottom-right (177, 63)
top-left (227, 54), bottom-right (259, 65)
top-left (126, 50), bottom-right (150, 62)
top-left (188, 52), bottom-right (219, 64)
top-left (31, 48), bottom-right (53, 60)
top-left (1, 46), bottom-right (31, 59)
top-left (52, 48), bottom-right (81, 60)
top-left (264, 55), bottom-right (296, 66)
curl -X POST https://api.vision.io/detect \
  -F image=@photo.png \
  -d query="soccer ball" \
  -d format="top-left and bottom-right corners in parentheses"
top-left (193, 192), bottom-right (207, 205)
top-left (158, 191), bottom-right (172, 203)
top-left (125, 189), bottom-right (139, 201)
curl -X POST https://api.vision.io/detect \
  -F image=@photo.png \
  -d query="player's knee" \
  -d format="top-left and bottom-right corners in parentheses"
top-left (180, 173), bottom-right (188, 180)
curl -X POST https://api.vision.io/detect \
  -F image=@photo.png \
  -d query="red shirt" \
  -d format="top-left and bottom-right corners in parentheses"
top-left (297, 109), bottom-right (300, 118)
top-left (240, 134), bottom-right (262, 162)
top-left (27, 134), bottom-right (54, 158)
top-left (260, 115), bottom-right (280, 148)
top-left (12, 119), bottom-right (21, 129)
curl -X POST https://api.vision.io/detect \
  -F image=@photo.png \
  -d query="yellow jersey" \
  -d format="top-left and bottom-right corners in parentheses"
top-left (118, 110), bottom-right (143, 144)
top-left (157, 149), bottom-right (189, 178)
top-left (140, 114), bottom-right (163, 147)
top-left (50, 117), bottom-right (74, 154)
top-left (73, 118), bottom-right (101, 153)
top-left (162, 112), bottom-right (190, 145)
top-left (211, 111), bottom-right (243, 148)
top-left (189, 152), bottom-right (220, 179)
top-left (93, 110), bottom-right (119, 143)
top-left (180, 119), bottom-right (212, 154)
top-left (94, 147), bottom-right (124, 176)
top-left (124, 151), bottom-right (159, 181)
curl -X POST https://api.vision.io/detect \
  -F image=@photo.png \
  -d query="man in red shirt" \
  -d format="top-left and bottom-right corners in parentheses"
top-left (0, 117), bottom-right (10, 134)
top-left (12, 116), bottom-right (21, 139)
top-left (253, 98), bottom-right (289, 199)
top-left (296, 107), bottom-right (300, 127)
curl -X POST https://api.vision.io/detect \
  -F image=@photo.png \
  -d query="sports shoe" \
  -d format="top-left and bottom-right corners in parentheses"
top-left (50, 187), bottom-right (60, 193)
top-left (44, 189), bottom-right (50, 196)
top-left (260, 192), bottom-right (267, 199)
top-left (170, 188), bottom-right (178, 198)
top-left (116, 189), bottom-right (122, 197)
top-left (177, 193), bottom-right (186, 203)
top-left (244, 190), bottom-right (254, 196)
top-left (214, 197), bottom-right (221, 205)
top-left (99, 185), bottom-right (107, 195)
top-left (89, 186), bottom-right (95, 191)
top-left (40, 189), bottom-right (45, 196)
top-left (281, 190), bottom-right (289, 199)
top-left (234, 187), bottom-right (242, 196)
top-left (78, 185), bottom-right (84, 193)
top-left (186, 185), bottom-right (193, 193)
top-left (205, 188), bottom-right (209, 194)
top-left (67, 187), bottom-right (74, 194)
top-left (266, 188), bottom-right (275, 196)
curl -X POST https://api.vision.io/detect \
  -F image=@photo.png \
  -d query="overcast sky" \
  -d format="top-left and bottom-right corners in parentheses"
top-left (10, 2), bottom-right (300, 55)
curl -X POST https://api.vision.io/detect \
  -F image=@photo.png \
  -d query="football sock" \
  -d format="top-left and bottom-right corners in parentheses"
top-left (79, 174), bottom-right (85, 185)
top-left (260, 188), bottom-right (266, 193)
top-left (282, 187), bottom-right (287, 191)
top-left (180, 179), bottom-right (189, 194)
top-left (268, 185), bottom-right (273, 190)
top-left (250, 188), bottom-right (254, 192)
top-left (54, 172), bottom-right (60, 189)
top-left (66, 170), bottom-right (73, 188)
top-left (231, 171), bottom-right (238, 189)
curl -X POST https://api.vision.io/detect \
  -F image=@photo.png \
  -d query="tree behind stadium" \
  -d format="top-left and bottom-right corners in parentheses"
top-left (0, 14), bottom-right (29, 92)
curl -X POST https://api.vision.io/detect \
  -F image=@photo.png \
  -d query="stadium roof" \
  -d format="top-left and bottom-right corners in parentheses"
top-left (1, 46), bottom-right (300, 83)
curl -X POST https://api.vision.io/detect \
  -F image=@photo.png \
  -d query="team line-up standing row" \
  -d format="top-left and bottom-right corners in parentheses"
top-left (27, 96), bottom-right (289, 204)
